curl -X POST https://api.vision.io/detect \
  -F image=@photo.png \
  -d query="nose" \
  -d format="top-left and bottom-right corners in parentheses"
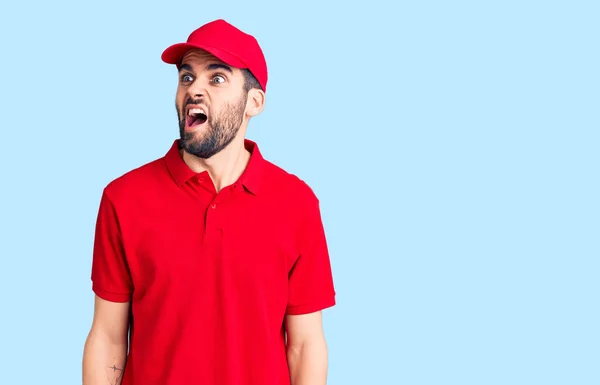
top-left (188, 78), bottom-right (207, 99)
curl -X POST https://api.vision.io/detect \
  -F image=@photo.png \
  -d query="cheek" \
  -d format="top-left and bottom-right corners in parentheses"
top-left (175, 88), bottom-right (186, 107)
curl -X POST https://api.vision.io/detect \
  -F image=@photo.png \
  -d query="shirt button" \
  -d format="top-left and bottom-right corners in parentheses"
top-left (211, 203), bottom-right (217, 209)
top-left (198, 177), bottom-right (204, 183)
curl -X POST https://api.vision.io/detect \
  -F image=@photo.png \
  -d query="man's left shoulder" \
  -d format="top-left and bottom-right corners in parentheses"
top-left (262, 160), bottom-right (320, 204)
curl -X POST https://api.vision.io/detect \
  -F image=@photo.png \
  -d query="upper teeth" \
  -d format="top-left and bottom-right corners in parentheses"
top-left (188, 108), bottom-right (206, 116)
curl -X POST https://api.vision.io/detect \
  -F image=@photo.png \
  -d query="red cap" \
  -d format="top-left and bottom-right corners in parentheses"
top-left (161, 19), bottom-right (268, 92)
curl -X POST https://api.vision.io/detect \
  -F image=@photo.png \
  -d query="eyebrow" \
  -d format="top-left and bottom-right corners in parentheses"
top-left (206, 63), bottom-right (233, 73)
top-left (178, 62), bottom-right (233, 74)
top-left (178, 64), bottom-right (193, 73)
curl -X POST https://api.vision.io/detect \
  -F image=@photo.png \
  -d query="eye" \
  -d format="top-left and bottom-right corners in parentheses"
top-left (181, 74), bottom-right (194, 83)
top-left (211, 75), bottom-right (226, 84)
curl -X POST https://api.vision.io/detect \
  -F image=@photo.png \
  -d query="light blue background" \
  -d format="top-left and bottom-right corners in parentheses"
top-left (0, 1), bottom-right (598, 384)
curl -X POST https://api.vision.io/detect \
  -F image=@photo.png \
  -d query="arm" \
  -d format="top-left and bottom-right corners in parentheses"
top-left (82, 295), bottom-right (131, 385)
top-left (286, 311), bottom-right (329, 385)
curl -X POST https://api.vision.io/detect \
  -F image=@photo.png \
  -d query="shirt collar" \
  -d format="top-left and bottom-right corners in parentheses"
top-left (164, 139), bottom-right (264, 194)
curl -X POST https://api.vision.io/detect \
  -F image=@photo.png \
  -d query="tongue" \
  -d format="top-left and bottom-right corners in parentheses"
top-left (187, 115), bottom-right (200, 127)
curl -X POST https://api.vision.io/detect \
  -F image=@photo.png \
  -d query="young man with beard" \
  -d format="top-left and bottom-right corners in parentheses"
top-left (82, 19), bottom-right (336, 385)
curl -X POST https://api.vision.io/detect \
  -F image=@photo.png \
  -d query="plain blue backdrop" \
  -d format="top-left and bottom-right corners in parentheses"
top-left (0, 1), bottom-right (598, 384)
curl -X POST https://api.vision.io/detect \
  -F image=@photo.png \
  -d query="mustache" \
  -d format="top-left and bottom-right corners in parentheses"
top-left (185, 97), bottom-right (207, 107)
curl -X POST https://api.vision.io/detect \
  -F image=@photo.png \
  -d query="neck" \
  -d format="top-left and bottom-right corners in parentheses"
top-left (181, 134), bottom-right (251, 192)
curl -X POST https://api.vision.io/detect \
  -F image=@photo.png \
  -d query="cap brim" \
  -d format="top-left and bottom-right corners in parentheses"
top-left (161, 43), bottom-right (246, 69)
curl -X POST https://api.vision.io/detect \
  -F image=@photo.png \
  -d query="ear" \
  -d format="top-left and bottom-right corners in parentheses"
top-left (245, 88), bottom-right (266, 118)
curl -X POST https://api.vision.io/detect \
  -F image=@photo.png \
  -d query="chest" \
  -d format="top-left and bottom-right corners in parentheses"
top-left (123, 194), bottom-right (298, 300)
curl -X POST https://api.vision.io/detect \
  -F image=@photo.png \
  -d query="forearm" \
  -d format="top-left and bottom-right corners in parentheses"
top-left (287, 337), bottom-right (329, 385)
top-left (82, 330), bottom-right (128, 385)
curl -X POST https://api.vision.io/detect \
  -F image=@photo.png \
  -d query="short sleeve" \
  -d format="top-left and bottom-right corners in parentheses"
top-left (286, 196), bottom-right (336, 315)
top-left (90, 190), bottom-right (133, 302)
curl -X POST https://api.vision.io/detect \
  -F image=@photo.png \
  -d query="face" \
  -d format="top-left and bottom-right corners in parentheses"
top-left (175, 49), bottom-right (249, 159)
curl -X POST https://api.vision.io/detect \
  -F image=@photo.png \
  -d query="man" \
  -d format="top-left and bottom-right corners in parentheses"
top-left (82, 19), bottom-right (336, 385)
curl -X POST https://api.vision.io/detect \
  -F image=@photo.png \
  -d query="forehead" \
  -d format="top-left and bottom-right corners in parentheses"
top-left (180, 49), bottom-right (231, 70)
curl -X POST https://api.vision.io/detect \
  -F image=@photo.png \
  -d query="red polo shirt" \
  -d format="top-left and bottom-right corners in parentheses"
top-left (90, 139), bottom-right (336, 385)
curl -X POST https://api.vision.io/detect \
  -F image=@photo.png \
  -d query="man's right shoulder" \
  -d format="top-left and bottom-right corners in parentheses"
top-left (101, 155), bottom-right (168, 202)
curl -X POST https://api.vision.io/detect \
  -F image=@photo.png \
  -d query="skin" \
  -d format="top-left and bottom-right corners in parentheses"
top-left (82, 296), bottom-right (129, 385)
top-left (174, 49), bottom-right (264, 192)
top-left (82, 49), bottom-right (328, 385)
top-left (286, 311), bottom-right (330, 385)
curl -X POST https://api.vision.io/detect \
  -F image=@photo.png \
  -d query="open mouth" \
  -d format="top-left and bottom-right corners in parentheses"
top-left (186, 108), bottom-right (208, 128)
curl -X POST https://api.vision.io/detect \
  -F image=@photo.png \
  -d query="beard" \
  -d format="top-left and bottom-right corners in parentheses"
top-left (177, 93), bottom-right (247, 159)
